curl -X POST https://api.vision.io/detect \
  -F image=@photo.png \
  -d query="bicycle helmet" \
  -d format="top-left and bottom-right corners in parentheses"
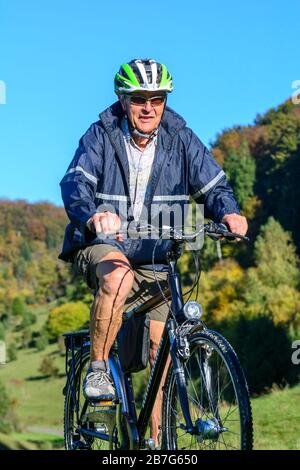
top-left (114, 58), bottom-right (173, 94)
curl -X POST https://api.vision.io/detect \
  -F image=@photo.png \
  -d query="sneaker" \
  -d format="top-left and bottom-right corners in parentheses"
top-left (83, 368), bottom-right (115, 401)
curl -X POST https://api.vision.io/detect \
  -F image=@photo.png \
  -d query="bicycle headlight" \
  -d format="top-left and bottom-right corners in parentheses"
top-left (183, 301), bottom-right (203, 320)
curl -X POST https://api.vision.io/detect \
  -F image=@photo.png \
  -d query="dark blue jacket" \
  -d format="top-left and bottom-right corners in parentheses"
top-left (59, 101), bottom-right (239, 266)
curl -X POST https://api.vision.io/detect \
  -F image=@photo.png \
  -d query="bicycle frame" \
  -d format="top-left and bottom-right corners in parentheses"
top-left (64, 239), bottom-right (201, 449)
top-left (110, 239), bottom-right (198, 448)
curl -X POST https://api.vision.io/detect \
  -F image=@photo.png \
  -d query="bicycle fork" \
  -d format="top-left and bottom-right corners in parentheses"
top-left (168, 319), bottom-right (195, 433)
top-left (168, 320), bottom-right (225, 441)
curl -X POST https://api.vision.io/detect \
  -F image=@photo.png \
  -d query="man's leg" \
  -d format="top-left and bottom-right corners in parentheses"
top-left (79, 248), bottom-right (134, 400)
top-left (149, 319), bottom-right (171, 448)
top-left (90, 251), bottom-right (134, 364)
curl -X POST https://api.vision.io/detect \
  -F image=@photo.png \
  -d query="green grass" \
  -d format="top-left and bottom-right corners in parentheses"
top-left (0, 432), bottom-right (38, 450)
top-left (11, 432), bottom-right (64, 449)
top-left (251, 384), bottom-right (300, 450)
top-left (0, 342), bottom-right (65, 428)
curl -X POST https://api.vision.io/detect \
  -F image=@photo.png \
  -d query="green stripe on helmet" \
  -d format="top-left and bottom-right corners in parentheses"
top-left (115, 73), bottom-right (131, 90)
top-left (159, 63), bottom-right (172, 91)
top-left (121, 63), bottom-right (140, 87)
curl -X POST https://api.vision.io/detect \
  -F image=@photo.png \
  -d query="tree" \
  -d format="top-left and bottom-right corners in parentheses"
top-left (223, 140), bottom-right (256, 209)
top-left (227, 315), bottom-right (296, 394)
top-left (199, 259), bottom-right (245, 324)
top-left (11, 297), bottom-right (26, 317)
top-left (47, 301), bottom-right (90, 339)
top-left (254, 217), bottom-right (299, 289)
top-left (35, 334), bottom-right (48, 352)
top-left (240, 218), bottom-right (300, 332)
top-left (20, 240), bottom-right (32, 261)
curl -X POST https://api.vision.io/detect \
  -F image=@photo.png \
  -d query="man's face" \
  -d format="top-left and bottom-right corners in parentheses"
top-left (120, 91), bottom-right (166, 135)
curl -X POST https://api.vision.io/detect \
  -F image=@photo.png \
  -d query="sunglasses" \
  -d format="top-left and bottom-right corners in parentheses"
top-left (126, 94), bottom-right (166, 107)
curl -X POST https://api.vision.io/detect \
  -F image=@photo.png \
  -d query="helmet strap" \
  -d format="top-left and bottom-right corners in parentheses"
top-left (124, 100), bottom-right (167, 141)
top-left (129, 124), bottom-right (155, 140)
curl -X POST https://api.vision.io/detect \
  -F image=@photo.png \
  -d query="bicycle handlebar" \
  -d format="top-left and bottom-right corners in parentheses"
top-left (96, 221), bottom-right (249, 243)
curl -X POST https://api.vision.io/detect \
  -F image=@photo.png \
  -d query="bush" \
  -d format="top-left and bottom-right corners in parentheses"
top-left (47, 301), bottom-right (90, 339)
top-left (21, 310), bottom-right (37, 328)
top-left (0, 380), bottom-right (12, 434)
top-left (21, 328), bottom-right (33, 348)
top-left (39, 356), bottom-right (60, 378)
top-left (11, 297), bottom-right (26, 317)
top-left (35, 334), bottom-right (48, 352)
top-left (7, 343), bottom-right (18, 361)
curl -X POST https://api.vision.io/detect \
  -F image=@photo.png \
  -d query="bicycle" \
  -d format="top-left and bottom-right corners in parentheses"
top-left (63, 221), bottom-right (253, 450)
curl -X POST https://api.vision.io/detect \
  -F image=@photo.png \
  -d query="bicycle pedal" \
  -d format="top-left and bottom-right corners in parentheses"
top-left (90, 399), bottom-right (115, 407)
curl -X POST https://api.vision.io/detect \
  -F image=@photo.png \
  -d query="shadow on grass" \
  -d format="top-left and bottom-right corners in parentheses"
top-left (26, 373), bottom-right (65, 381)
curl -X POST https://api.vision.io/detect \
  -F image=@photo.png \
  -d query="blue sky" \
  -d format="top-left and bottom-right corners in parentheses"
top-left (0, 0), bottom-right (299, 206)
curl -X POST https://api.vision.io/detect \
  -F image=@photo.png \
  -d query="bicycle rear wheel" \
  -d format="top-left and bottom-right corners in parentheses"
top-left (161, 329), bottom-right (253, 450)
top-left (64, 346), bottom-right (116, 450)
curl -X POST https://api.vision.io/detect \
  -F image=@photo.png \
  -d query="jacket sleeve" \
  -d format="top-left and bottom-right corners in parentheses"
top-left (187, 129), bottom-right (240, 222)
top-left (60, 123), bottom-right (103, 233)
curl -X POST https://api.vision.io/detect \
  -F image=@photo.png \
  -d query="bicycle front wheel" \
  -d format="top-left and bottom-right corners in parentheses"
top-left (161, 329), bottom-right (253, 450)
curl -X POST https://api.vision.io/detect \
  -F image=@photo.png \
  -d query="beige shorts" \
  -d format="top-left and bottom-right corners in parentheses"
top-left (72, 244), bottom-right (170, 323)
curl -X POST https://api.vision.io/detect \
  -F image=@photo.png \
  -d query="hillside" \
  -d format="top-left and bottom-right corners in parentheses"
top-left (0, 200), bottom-right (70, 307)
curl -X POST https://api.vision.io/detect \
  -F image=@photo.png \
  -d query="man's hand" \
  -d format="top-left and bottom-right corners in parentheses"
top-left (221, 213), bottom-right (248, 237)
top-left (89, 212), bottom-right (124, 241)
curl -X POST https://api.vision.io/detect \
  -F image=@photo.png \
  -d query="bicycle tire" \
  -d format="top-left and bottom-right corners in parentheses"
top-left (64, 346), bottom-right (117, 450)
top-left (161, 329), bottom-right (253, 450)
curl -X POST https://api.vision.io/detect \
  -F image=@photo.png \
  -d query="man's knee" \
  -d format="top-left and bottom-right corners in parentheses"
top-left (101, 270), bottom-right (134, 299)
top-left (96, 253), bottom-right (134, 300)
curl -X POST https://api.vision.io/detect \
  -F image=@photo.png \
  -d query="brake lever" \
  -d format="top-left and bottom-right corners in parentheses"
top-left (205, 222), bottom-right (250, 242)
top-left (223, 231), bottom-right (250, 242)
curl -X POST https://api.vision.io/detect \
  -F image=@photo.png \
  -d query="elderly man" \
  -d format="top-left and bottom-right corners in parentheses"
top-left (59, 58), bottom-right (247, 446)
